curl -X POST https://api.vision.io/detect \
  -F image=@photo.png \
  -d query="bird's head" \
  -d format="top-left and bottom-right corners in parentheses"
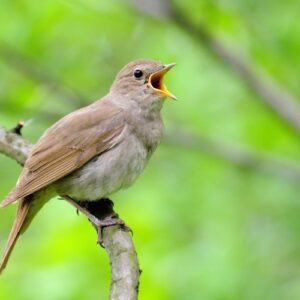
top-left (110, 59), bottom-right (176, 111)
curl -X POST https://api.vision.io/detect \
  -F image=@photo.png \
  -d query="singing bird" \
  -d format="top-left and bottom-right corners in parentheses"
top-left (0, 59), bottom-right (176, 273)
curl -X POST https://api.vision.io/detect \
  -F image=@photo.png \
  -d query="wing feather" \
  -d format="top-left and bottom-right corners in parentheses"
top-left (1, 100), bottom-right (125, 207)
top-left (14, 126), bottom-right (124, 200)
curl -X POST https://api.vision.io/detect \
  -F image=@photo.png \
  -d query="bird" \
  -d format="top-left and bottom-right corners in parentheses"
top-left (0, 59), bottom-right (176, 274)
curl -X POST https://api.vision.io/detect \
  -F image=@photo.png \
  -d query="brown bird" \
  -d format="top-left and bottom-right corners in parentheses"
top-left (0, 59), bottom-right (176, 274)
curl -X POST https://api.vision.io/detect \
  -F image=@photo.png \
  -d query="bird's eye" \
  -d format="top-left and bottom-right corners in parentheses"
top-left (133, 69), bottom-right (143, 79)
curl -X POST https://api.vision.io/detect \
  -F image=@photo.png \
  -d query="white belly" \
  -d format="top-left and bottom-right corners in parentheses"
top-left (55, 134), bottom-right (148, 201)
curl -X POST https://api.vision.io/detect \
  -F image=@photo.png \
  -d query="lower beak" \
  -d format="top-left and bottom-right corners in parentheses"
top-left (149, 63), bottom-right (177, 100)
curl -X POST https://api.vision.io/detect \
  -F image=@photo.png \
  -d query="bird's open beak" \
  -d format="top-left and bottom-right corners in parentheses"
top-left (149, 63), bottom-right (177, 100)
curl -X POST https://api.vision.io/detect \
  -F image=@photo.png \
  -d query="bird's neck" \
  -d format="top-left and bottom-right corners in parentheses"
top-left (107, 91), bottom-right (164, 153)
top-left (122, 106), bottom-right (164, 156)
top-left (109, 91), bottom-right (164, 119)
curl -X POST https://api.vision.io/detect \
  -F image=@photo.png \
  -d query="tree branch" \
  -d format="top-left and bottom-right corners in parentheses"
top-left (0, 124), bottom-right (32, 165)
top-left (0, 125), bottom-right (140, 300)
top-left (127, 0), bottom-right (300, 136)
top-left (169, 5), bottom-right (300, 135)
top-left (164, 127), bottom-right (300, 183)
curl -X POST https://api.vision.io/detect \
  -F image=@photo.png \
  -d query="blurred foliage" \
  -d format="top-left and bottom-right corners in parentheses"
top-left (1, 0), bottom-right (300, 299)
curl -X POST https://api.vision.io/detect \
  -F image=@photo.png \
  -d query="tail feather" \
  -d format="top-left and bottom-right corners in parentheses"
top-left (0, 198), bottom-right (31, 274)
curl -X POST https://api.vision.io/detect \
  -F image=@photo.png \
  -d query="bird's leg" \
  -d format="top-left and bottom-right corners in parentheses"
top-left (62, 195), bottom-right (106, 225)
top-left (61, 195), bottom-right (130, 245)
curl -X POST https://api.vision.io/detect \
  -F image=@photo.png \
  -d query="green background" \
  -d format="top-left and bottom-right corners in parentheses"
top-left (1, 0), bottom-right (300, 299)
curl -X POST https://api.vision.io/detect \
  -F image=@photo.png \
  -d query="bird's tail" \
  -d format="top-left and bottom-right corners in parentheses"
top-left (0, 197), bottom-right (31, 274)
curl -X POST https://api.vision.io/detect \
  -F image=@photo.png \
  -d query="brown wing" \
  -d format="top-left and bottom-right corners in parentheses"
top-left (1, 99), bottom-right (125, 207)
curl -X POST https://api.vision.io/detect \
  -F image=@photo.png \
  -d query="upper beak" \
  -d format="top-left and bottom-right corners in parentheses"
top-left (149, 63), bottom-right (177, 100)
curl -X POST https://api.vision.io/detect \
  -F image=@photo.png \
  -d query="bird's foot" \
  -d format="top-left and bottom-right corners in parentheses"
top-left (61, 195), bottom-right (132, 246)
top-left (94, 213), bottom-right (127, 246)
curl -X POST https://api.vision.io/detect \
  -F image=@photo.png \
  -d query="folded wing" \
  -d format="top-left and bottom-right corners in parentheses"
top-left (1, 100), bottom-right (125, 207)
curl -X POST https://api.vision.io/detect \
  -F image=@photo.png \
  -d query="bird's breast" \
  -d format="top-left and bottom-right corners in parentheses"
top-left (129, 114), bottom-right (164, 158)
top-left (55, 131), bottom-right (149, 201)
